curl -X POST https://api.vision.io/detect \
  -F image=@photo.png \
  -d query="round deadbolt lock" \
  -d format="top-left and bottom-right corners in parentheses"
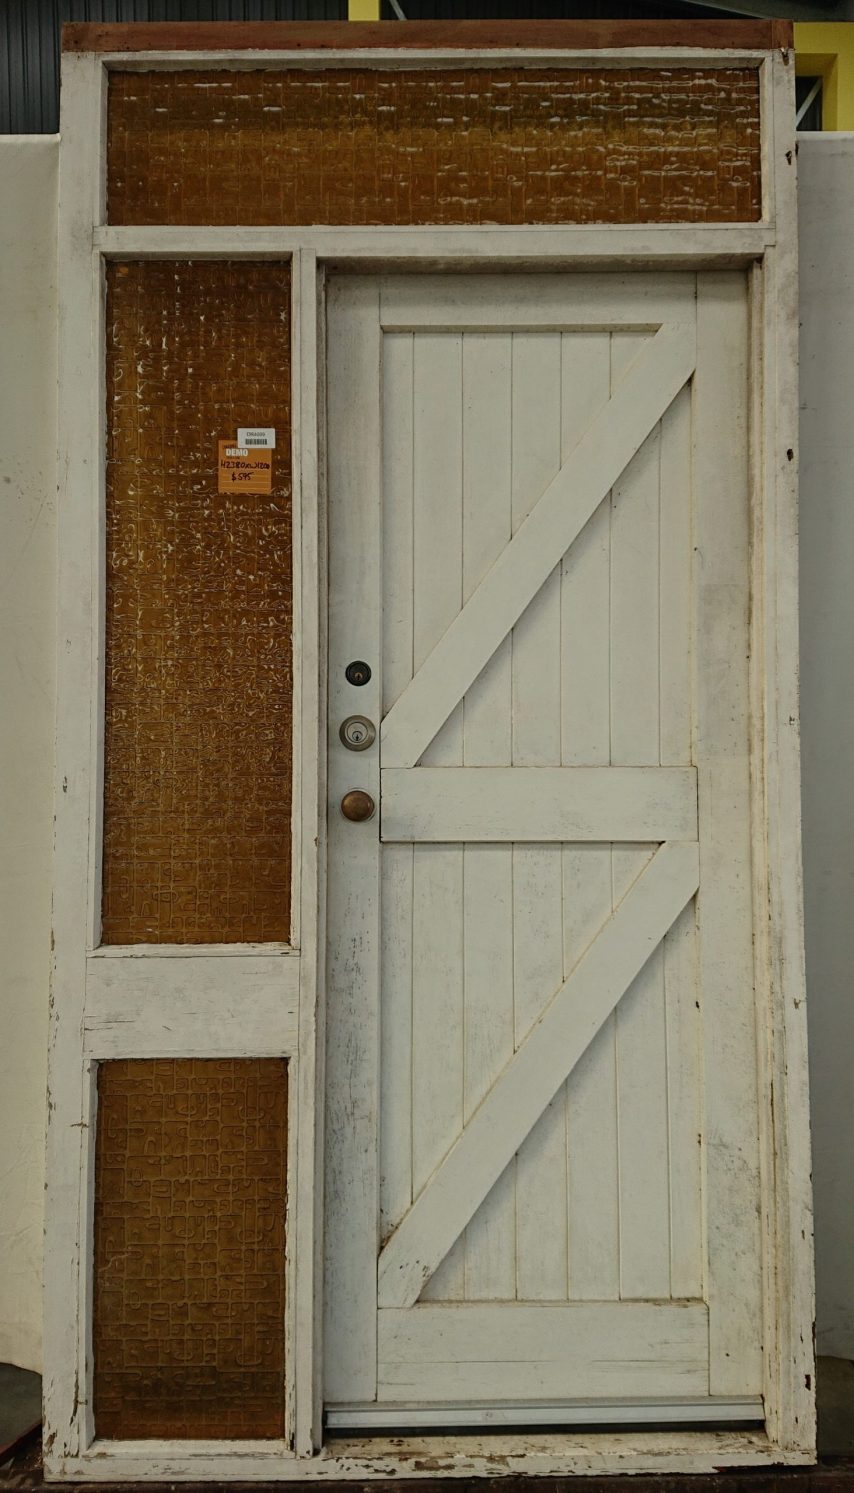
top-left (340, 715), bottom-right (376, 752)
top-left (345, 660), bottom-right (372, 687)
top-left (341, 790), bottom-right (376, 822)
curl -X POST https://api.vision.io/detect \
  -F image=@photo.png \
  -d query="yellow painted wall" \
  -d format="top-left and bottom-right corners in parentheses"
top-left (795, 22), bottom-right (854, 131)
top-left (342, 13), bottom-right (853, 126)
top-left (344, 15), bottom-right (852, 128)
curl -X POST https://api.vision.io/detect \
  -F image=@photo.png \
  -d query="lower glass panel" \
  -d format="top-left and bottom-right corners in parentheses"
top-left (93, 1058), bottom-right (288, 1439)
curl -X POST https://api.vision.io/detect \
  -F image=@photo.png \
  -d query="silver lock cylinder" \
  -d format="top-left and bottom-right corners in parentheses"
top-left (339, 715), bottom-right (376, 752)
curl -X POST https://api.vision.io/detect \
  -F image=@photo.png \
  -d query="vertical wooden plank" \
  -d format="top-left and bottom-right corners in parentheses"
top-left (609, 332), bottom-right (671, 1303)
top-left (659, 387), bottom-right (693, 770)
top-left (510, 331), bottom-right (568, 1303)
top-left (560, 334), bottom-right (612, 766)
top-left (609, 335), bottom-right (661, 770)
top-left (412, 846), bottom-right (465, 1301)
top-left (560, 332), bottom-right (620, 1301)
top-left (379, 333), bottom-right (414, 1247)
top-left (380, 845), bottom-right (413, 1243)
top-left (695, 271), bottom-right (762, 1393)
top-left (460, 333), bottom-right (512, 770)
top-left (659, 382), bottom-right (704, 1302)
top-left (562, 851), bottom-right (620, 1300)
top-left (461, 849), bottom-right (515, 1299)
top-left (417, 333), bottom-right (463, 775)
top-left (663, 900), bottom-right (702, 1299)
top-left (612, 843), bottom-right (669, 1302)
top-left (460, 332), bottom-right (515, 1301)
top-left (293, 248), bottom-right (325, 1452)
top-left (381, 334), bottom-right (415, 721)
top-left (324, 276), bottom-right (382, 1402)
top-left (412, 331), bottom-right (465, 1301)
top-left (45, 53), bottom-right (104, 1468)
top-left (760, 56), bottom-right (815, 1454)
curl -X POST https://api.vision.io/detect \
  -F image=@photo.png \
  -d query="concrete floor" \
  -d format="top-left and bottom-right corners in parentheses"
top-left (818, 1357), bottom-right (854, 1457)
top-left (0, 1363), bottom-right (40, 1457)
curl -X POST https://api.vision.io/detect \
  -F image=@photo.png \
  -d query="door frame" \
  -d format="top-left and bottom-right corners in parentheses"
top-left (47, 35), bottom-right (813, 1479)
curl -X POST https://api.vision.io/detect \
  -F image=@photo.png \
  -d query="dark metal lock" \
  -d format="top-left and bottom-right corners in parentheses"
top-left (341, 790), bottom-right (375, 822)
top-left (345, 660), bottom-right (372, 687)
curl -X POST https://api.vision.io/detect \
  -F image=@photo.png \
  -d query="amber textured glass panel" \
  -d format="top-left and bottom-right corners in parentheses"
top-left (102, 261), bottom-right (292, 944)
top-left (93, 1058), bottom-right (288, 1439)
top-left (108, 67), bottom-right (761, 226)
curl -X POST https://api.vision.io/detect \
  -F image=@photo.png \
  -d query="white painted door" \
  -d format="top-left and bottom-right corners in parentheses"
top-left (324, 273), bottom-right (762, 1426)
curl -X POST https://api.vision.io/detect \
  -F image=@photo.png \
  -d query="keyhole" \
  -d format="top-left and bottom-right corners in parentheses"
top-left (340, 716), bottom-right (376, 752)
top-left (345, 660), bottom-right (371, 687)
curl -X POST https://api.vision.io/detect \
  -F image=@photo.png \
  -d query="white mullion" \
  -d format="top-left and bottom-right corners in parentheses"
top-left (97, 46), bottom-right (770, 68)
top-left (290, 258), bottom-right (304, 954)
top-left (759, 54), bottom-right (777, 225)
top-left (46, 50), bottom-right (105, 1469)
top-left (87, 249), bottom-right (106, 951)
top-left (755, 48), bottom-right (815, 1457)
top-left (93, 224), bottom-right (775, 264)
top-left (293, 247), bottom-right (326, 1456)
top-left (322, 276), bottom-right (383, 1406)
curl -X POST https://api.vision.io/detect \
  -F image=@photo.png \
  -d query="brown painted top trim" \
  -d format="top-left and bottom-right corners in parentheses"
top-left (62, 19), bottom-right (793, 55)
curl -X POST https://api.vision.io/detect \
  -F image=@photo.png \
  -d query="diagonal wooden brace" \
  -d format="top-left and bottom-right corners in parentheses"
top-left (377, 840), bottom-right (700, 1309)
top-left (380, 322), bottom-right (696, 769)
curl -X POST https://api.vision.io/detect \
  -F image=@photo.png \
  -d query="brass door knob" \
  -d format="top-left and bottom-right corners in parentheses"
top-left (341, 789), bottom-right (376, 822)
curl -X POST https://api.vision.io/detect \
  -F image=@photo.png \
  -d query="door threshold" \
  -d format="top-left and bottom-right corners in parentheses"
top-left (326, 1397), bottom-right (764, 1431)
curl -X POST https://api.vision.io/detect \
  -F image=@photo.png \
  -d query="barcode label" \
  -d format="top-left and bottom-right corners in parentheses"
top-left (237, 426), bottom-right (276, 449)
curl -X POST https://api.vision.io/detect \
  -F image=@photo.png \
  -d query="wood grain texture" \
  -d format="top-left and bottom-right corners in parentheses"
top-left (377, 1302), bottom-right (709, 1403)
top-left (101, 261), bottom-right (292, 944)
top-left (694, 272), bottom-right (762, 1395)
top-left (325, 271), bottom-right (771, 1423)
top-left (323, 277), bottom-right (383, 1404)
top-left (83, 955), bottom-right (300, 1058)
top-left (380, 767), bottom-right (698, 843)
top-left (93, 1058), bottom-right (287, 1439)
top-left (373, 293), bottom-right (703, 1329)
top-left (378, 843), bottom-right (700, 1310)
top-left (106, 68), bottom-right (761, 228)
top-left (411, 331), bottom-right (466, 1305)
top-left (63, 20), bottom-right (792, 52)
top-left (559, 331), bottom-right (618, 1304)
top-left (381, 321), bottom-right (695, 769)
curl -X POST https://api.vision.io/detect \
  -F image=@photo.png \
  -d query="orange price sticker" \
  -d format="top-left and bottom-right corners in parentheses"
top-left (217, 440), bottom-right (273, 495)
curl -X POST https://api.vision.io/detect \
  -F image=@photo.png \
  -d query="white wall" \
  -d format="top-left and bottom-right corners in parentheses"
top-left (0, 137), bottom-right (57, 1372)
top-left (799, 133), bottom-right (854, 1361)
top-left (0, 133), bottom-right (851, 1375)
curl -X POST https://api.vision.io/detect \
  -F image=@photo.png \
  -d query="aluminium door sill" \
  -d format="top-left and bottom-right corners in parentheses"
top-left (325, 1397), bottom-right (764, 1431)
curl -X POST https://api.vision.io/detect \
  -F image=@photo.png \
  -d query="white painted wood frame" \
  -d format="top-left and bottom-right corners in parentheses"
top-left (46, 39), bottom-right (813, 1481)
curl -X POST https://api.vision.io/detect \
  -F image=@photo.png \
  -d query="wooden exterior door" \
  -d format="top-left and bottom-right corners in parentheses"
top-left (325, 271), bottom-right (762, 1425)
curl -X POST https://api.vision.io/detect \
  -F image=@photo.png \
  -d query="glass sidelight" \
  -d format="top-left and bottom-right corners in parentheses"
top-left (93, 1058), bottom-right (288, 1439)
top-left (101, 260), bottom-right (293, 945)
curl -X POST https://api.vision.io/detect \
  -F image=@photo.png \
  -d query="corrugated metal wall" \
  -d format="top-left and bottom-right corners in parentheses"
top-left (1, 0), bottom-right (842, 135)
top-left (0, 0), bottom-right (347, 134)
top-left (383, 0), bottom-right (853, 19)
top-left (381, 1), bottom-right (736, 18)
